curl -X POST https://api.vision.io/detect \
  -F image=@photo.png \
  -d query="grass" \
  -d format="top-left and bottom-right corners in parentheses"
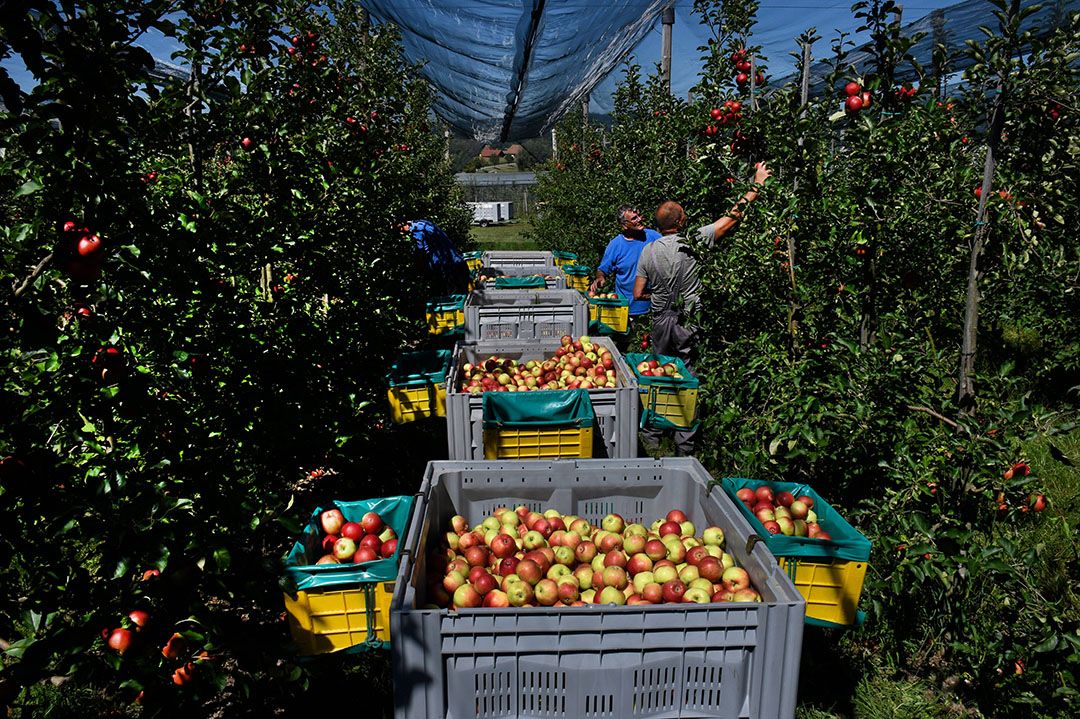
top-left (470, 221), bottom-right (537, 250)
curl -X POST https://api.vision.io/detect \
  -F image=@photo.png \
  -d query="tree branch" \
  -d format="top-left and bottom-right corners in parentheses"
top-left (906, 404), bottom-right (959, 429)
top-left (11, 252), bottom-right (54, 299)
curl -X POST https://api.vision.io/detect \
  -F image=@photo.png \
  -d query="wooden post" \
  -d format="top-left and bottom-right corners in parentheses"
top-left (660, 6), bottom-right (674, 91)
top-left (786, 39), bottom-right (813, 356)
top-left (551, 128), bottom-right (558, 161)
top-left (582, 98), bottom-right (589, 125)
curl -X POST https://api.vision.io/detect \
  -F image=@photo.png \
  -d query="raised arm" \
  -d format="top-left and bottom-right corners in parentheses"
top-left (703, 162), bottom-right (772, 244)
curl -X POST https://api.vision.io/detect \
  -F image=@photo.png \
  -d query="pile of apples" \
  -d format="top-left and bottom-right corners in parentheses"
top-left (842, 81), bottom-right (873, 114)
top-left (634, 357), bottom-right (686, 380)
top-left (735, 485), bottom-right (832, 540)
top-left (428, 506), bottom-right (764, 610)
top-left (586, 291), bottom-right (620, 300)
top-left (459, 335), bottom-right (618, 393)
top-left (730, 47), bottom-right (765, 88)
top-left (310, 508), bottom-right (398, 565)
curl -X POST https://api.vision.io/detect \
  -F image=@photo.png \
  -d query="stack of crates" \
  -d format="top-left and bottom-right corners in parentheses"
top-left (386, 349), bottom-right (453, 424)
top-left (425, 295), bottom-right (466, 336)
top-left (720, 478), bottom-right (872, 627)
top-left (445, 337), bottom-right (639, 459)
top-left (283, 495), bottom-right (414, 655)
top-left (463, 289), bottom-right (588, 341)
top-left (589, 294), bottom-right (631, 335)
top-left (551, 249), bottom-right (579, 267)
top-left (561, 264), bottom-right (591, 293)
top-left (390, 458), bottom-right (805, 719)
top-left (625, 352), bottom-right (700, 430)
top-left (476, 265), bottom-right (565, 290)
top-left (463, 250), bottom-right (484, 273)
top-left (483, 250), bottom-right (554, 270)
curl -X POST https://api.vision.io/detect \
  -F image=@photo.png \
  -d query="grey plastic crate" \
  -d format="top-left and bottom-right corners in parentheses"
top-left (446, 337), bottom-right (638, 459)
top-left (475, 264), bottom-right (566, 291)
top-left (482, 250), bottom-right (554, 269)
top-left (463, 289), bottom-right (589, 341)
top-left (390, 458), bottom-right (806, 719)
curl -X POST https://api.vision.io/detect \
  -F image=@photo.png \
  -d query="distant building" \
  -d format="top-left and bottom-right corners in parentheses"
top-left (479, 144), bottom-right (503, 159)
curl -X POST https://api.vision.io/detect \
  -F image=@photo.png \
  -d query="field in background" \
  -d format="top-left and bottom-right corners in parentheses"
top-left (470, 220), bottom-right (537, 250)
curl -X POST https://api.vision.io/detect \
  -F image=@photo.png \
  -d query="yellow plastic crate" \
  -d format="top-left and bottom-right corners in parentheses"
top-left (483, 426), bottom-right (593, 459)
top-left (779, 556), bottom-right (867, 626)
top-left (426, 307), bottom-right (465, 336)
top-left (284, 580), bottom-right (394, 655)
top-left (589, 301), bottom-right (629, 333)
top-left (639, 385), bottom-right (699, 429)
top-left (566, 274), bottom-right (590, 292)
top-left (387, 383), bottom-right (446, 424)
top-left (466, 257), bottom-right (483, 272)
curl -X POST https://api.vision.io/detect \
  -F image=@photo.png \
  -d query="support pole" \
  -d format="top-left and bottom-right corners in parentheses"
top-left (582, 98), bottom-right (589, 125)
top-left (551, 127), bottom-right (558, 160)
top-left (661, 6), bottom-right (674, 91)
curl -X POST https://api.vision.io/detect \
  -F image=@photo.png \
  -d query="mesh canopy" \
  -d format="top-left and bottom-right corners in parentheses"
top-left (361, 0), bottom-right (1076, 140)
top-left (362, 0), bottom-right (673, 141)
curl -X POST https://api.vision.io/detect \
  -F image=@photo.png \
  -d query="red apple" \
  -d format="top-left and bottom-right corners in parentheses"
top-left (736, 488), bottom-right (756, 503)
top-left (516, 559), bottom-right (542, 585)
top-left (698, 557), bottom-right (722, 582)
top-left (340, 522), bottom-right (363, 541)
top-left (665, 509), bottom-right (688, 524)
top-left (658, 521), bottom-right (681, 537)
top-left (661, 579), bottom-right (686, 603)
top-left (686, 545), bottom-right (710, 567)
top-left (380, 538), bottom-right (398, 558)
top-left (754, 486), bottom-right (775, 504)
top-left (796, 495), bottom-right (814, 509)
top-left (483, 589), bottom-right (510, 608)
top-left (775, 491), bottom-right (795, 507)
top-left (361, 511), bottom-right (384, 535)
top-left (463, 546), bottom-right (489, 568)
top-left (498, 556), bottom-right (520, 577)
top-left (315, 554), bottom-right (339, 564)
top-left (453, 584), bottom-right (482, 609)
top-left (320, 508), bottom-right (345, 535)
top-left (762, 520), bottom-right (782, 535)
top-left (473, 572), bottom-right (498, 596)
top-left (359, 533), bottom-right (382, 553)
top-left (353, 547), bottom-right (377, 563)
top-left (128, 610), bottom-right (150, 630)
top-left (107, 628), bottom-right (133, 654)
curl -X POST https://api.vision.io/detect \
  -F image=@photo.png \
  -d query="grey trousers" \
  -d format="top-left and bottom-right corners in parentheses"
top-left (640, 309), bottom-right (698, 456)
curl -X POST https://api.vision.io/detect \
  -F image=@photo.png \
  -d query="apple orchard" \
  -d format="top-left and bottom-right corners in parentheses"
top-left (2, 1), bottom-right (1080, 719)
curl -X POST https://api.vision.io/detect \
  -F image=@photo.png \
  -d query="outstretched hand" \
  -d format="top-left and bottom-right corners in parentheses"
top-left (753, 161), bottom-right (772, 186)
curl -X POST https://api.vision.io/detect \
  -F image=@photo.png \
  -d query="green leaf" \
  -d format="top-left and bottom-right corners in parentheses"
top-left (15, 180), bottom-right (42, 197)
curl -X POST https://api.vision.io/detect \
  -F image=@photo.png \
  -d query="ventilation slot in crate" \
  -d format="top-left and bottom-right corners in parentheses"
top-left (473, 669), bottom-right (514, 718)
top-left (583, 692), bottom-right (615, 717)
top-left (520, 670), bottom-right (566, 716)
top-left (633, 664), bottom-right (680, 713)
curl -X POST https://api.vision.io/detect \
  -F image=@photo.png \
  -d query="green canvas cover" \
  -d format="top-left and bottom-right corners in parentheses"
top-left (552, 250), bottom-right (578, 261)
top-left (561, 264), bottom-right (591, 276)
top-left (482, 388), bottom-right (594, 429)
top-left (493, 275), bottom-right (547, 289)
top-left (426, 294), bottom-right (466, 312)
top-left (588, 319), bottom-right (629, 336)
top-left (463, 250), bottom-right (484, 260)
top-left (387, 350), bottom-right (452, 388)
top-left (720, 478), bottom-right (872, 563)
top-left (283, 495), bottom-right (416, 592)
top-left (640, 407), bottom-right (700, 432)
top-left (625, 352), bottom-right (700, 389)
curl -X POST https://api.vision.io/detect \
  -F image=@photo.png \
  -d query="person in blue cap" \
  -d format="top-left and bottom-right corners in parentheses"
top-left (404, 219), bottom-right (470, 295)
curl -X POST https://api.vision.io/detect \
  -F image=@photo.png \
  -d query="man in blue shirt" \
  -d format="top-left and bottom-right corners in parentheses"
top-left (406, 219), bottom-right (470, 295)
top-left (589, 206), bottom-right (660, 319)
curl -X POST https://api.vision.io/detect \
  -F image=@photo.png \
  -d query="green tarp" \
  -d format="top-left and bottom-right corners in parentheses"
top-left (720, 478), bottom-right (872, 562)
top-left (283, 495), bottom-right (416, 591)
top-left (493, 276), bottom-right (547, 289)
top-left (552, 250), bottom-right (578, 262)
top-left (387, 349), bottom-right (452, 388)
top-left (482, 388), bottom-right (594, 429)
top-left (561, 264), bottom-right (591, 276)
top-left (624, 352), bottom-right (699, 389)
top-left (426, 295), bottom-right (466, 313)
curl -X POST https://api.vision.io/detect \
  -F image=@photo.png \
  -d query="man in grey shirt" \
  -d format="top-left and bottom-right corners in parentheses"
top-left (633, 162), bottom-right (771, 455)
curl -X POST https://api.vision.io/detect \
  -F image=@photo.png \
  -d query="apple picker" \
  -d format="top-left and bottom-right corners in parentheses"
top-left (633, 162), bottom-right (772, 455)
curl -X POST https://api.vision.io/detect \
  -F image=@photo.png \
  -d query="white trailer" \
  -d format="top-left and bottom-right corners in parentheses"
top-left (467, 201), bottom-right (511, 227)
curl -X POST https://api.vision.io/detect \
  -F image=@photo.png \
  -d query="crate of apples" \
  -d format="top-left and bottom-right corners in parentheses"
top-left (459, 335), bottom-right (617, 393)
top-left (312, 508), bottom-right (399, 565)
top-left (430, 506), bottom-right (764, 609)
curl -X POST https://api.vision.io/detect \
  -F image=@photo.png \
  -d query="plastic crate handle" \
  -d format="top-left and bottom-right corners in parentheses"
top-left (362, 583), bottom-right (381, 648)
